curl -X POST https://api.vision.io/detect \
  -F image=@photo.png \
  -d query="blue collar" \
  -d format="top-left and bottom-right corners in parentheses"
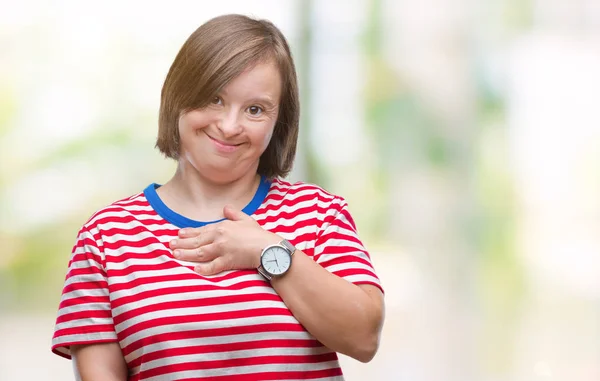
top-left (143, 176), bottom-right (271, 228)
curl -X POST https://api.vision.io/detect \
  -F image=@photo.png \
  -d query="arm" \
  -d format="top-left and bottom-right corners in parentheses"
top-left (271, 249), bottom-right (385, 362)
top-left (171, 203), bottom-right (385, 362)
top-left (71, 343), bottom-right (128, 381)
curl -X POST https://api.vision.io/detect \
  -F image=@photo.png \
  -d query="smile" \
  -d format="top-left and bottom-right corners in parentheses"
top-left (205, 132), bottom-right (242, 153)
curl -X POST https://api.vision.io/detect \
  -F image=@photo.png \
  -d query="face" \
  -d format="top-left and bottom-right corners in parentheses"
top-left (177, 60), bottom-right (282, 184)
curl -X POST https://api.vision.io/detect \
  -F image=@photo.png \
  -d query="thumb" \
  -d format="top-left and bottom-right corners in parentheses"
top-left (223, 204), bottom-right (250, 221)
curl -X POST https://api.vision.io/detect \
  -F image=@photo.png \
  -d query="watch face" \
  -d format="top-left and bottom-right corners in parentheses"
top-left (261, 245), bottom-right (291, 276)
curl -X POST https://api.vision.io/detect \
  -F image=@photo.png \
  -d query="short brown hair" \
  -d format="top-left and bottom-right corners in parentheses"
top-left (156, 14), bottom-right (300, 179)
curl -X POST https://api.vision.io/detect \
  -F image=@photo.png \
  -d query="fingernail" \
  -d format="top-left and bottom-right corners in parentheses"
top-left (173, 250), bottom-right (181, 258)
top-left (179, 229), bottom-right (187, 236)
top-left (170, 240), bottom-right (177, 248)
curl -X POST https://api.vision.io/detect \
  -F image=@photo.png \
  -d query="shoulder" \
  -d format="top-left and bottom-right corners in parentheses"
top-left (80, 190), bottom-right (152, 232)
top-left (269, 178), bottom-right (345, 205)
top-left (262, 178), bottom-right (348, 220)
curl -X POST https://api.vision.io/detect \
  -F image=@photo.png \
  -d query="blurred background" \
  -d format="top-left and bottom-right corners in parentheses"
top-left (1, 0), bottom-right (599, 380)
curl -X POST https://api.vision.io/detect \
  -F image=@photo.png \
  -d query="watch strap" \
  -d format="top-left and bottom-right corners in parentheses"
top-left (257, 265), bottom-right (272, 281)
top-left (280, 239), bottom-right (296, 255)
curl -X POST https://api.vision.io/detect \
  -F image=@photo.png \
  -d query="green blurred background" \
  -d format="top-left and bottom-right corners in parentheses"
top-left (1, 0), bottom-right (599, 380)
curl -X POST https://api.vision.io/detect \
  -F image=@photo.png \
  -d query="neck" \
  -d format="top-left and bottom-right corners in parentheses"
top-left (158, 162), bottom-right (261, 221)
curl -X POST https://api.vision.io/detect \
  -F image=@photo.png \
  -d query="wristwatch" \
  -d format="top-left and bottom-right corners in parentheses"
top-left (257, 239), bottom-right (295, 281)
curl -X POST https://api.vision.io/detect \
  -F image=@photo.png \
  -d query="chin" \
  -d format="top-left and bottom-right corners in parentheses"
top-left (199, 164), bottom-right (256, 185)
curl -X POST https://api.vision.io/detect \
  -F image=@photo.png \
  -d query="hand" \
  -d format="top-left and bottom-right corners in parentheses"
top-left (169, 205), bottom-right (281, 275)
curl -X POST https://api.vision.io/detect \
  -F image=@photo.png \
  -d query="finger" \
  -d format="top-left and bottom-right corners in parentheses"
top-left (195, 256), bottom-right (227, 276)
top-left (173, 243), bottom-right (220, 263)
top-left (171, 231), bottom-right (215, 250)
top-left (178, 226), bottom-right (211, 238)
top-left (223, 205), bottom-right (250, 222)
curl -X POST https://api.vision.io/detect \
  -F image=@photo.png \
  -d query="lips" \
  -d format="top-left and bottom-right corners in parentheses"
top-left (205, 132), bottom-right (242, 153)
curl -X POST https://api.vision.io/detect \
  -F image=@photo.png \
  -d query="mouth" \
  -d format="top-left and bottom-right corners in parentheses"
top-left (205, 132), bottom-right (243, 152)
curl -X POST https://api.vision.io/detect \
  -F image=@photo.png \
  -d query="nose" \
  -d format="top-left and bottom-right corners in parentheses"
top-left (216, 108), bottom-right (242, 138)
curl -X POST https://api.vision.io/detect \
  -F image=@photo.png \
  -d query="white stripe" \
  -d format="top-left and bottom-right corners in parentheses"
top-left (324, 260), bottom-right (375, 274)
top-left (124, 330), bottom-right (318, 363)
top-left (104, 242), bottom-right (169, 256)
top-left (141, 360), bottom-right (342, 381)
top-left (120, 314), bottom-right (301, 348)
top-left (99, 220), bottom-right (175, 232)
top-left (57, 301), bottom-right (111, 316)
top-left (109, 203), bottom-right (154, 212)
top-left (114, 299), bottom-right (288, 331)
top-left (63, 273), bottom-right (107, 289)
top-left (111, 277), bottom-right (275, 301)
top-left (72, 242), bottom-right (102, 257)
top-left (102, 230), bottom-right (170, 244)
top-left (61, 287), bottom-right (108, 302)
top-left (259, 188), bottom-right (327, 208)
top-left (256, 199), bottom-right (340, 220)
top-left (108, 266), bottom-right (193, 285)
top-left (112, 193), bottom-right (144, 205)
top-left (132, 346), bottom-right (333, 375)
top-left (259, 221), bottom-right (315, 236)
top-left (87, 210), bottom-right (163, 226)
top-left (68, 257), bottom-right (103, 270)
top-left (55, 316), bottom-right (114, 332)
top-left (108, 267), bottom-right (263, 288)
top-left (106, 254), bottom-right (174, 271)
top-left (314, 237), bottom-right (366, 254)
top-left (52, 332), bottom-right (117, 348)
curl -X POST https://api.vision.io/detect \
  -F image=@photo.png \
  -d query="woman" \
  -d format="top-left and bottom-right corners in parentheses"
top-left (52, 14), bottom-right (385, 381)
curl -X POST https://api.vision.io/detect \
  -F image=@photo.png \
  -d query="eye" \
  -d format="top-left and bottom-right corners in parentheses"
top-left (247, 105), bottom-right (263, 116)
top-left (211, 96), bottom-right (222, 105)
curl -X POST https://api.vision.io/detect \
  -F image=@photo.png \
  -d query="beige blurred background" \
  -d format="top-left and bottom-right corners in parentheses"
top-left (1, 0), bottom-right (599, 380)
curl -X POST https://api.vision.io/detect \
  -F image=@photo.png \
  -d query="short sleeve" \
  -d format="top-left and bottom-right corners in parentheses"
top-left (313, 197), bottom-right (383, 293)
top-left (52, 226), bottom-right (118, 359)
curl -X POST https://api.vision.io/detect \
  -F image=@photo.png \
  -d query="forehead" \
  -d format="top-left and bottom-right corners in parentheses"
top-left (220, 60), bottom-right (282, 101)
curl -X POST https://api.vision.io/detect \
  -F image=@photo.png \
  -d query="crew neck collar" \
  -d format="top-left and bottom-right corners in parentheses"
top-left (143, 176), bottom-right (271, 228)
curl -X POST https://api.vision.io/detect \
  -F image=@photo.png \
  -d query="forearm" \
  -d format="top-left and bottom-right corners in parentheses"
top-left (271, 250), bottom-right (384, 362)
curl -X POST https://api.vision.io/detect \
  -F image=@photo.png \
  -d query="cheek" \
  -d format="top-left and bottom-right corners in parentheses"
top-left (179, 111), bottom-right (211, 134)
top-left (261, 128), bottom-right (274, 149)
top-left (261, 126), bottom-right (274, 151)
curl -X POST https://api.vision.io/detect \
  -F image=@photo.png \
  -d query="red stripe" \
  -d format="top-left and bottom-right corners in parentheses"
top-left (121, 322), bottom-right (307, 355)
top-left (59, 294), bottom-right (110, 309)
top-left (108, 269), bottom-right (259, 292)
top-left (118, 307), bottom-right (293, 338)
top-left (54, 323), bottom-right (115, 337)
top-left (316, 231), bottom-right (364, 247)
top-left (103, 225), bottom-right (176, 238)
top-left (111, 280), bottom-right (271, 309)
top-left (128, 338), bottom-right (324, 368)
top-left (176, 368), bottom-right (344, 381)
top-left (55, 308), bottom-right (113, 325)
top-left (136, 353), bottom-right (339, 380)
top-left (103, 236), bottom-right (169, 250)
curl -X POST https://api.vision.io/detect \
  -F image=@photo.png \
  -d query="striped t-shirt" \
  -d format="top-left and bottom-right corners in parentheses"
top-left (52, 177), bottom-right (382, 380)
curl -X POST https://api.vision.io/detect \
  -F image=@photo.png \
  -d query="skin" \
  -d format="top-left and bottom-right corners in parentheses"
top-left (71, 60), bottom-right (385, 379)
top-left (71, 343), bottom-right (127, 381)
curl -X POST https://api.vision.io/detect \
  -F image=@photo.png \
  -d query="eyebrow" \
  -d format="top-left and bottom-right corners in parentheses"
top-left (249, 96), bottom-right (277, 109)
top-left (219, 89), bottom-right (277, 109)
